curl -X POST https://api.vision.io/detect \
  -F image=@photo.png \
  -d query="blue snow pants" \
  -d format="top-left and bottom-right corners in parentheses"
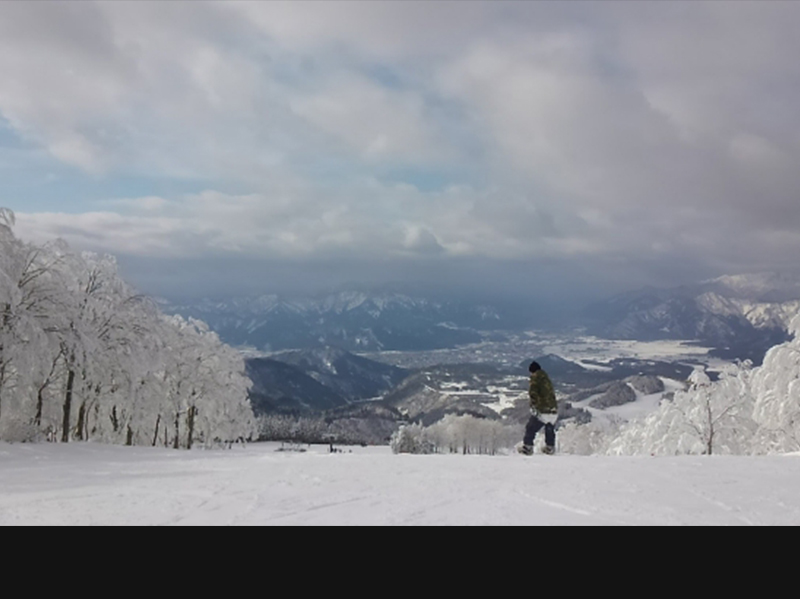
top-left (524, 415), bottom-right (556, 448)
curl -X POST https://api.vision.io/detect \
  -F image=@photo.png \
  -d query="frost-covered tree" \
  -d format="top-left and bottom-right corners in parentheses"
top-left (751, 316), bottom-right (800, 453)
top-left (608, 365), bottom-right (756, 456)
top-left (391, 415), bottom-right (520, 455)
top-left (156, 316), bottom-right (256, 449)
top-left (558, 418), bottom-right (621, 456)
top-left (390, 424), bottom-right (434, 455)
top-left (0, 214), bottom-right (64, 440)
top-left (0, 208), bottom-right (256, 447)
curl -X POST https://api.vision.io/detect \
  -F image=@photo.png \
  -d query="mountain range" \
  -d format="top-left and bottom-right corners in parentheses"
top-left (164, 273), bottom-right (800, 362)
top-left (166, 273), bottom-right (800, 445)
top-left (584, 273), bottom-right (800, 362)
top-left (164, 291), bottom-right (499, 352)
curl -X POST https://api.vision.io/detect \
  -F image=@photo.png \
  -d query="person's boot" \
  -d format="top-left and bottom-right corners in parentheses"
top-left (517, 443), bottom-right (534, 456)
top-left (542, 445), bottom-right (555, 456)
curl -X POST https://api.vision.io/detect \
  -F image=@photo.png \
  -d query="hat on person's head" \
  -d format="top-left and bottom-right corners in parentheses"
top-left (529, 361), bottom-right (541, 373)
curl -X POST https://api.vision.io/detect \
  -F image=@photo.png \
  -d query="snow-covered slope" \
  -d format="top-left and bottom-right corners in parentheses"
top-left (1, 442), bottom-right (799, 525)
top-left (701, 273), bottom-right (800, 302)
top-left (696, 292), bottom-right (800, 330)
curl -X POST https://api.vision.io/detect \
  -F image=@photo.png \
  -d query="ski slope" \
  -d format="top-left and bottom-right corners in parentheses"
top-left (1, 442), bottom-right (799, 526)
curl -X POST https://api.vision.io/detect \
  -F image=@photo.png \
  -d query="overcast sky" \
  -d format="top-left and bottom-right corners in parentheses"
top-left (3, 1), bottom-right (800, 304)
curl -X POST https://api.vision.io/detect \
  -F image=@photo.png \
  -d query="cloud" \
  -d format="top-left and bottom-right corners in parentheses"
top-left (290, 72), bottom-right (451, 165)
top-left (402, 226), bottom-right (445, 256)
top-left (14, 178), bottom-right (613, 268)
top-left (14, 210), bottom-right (190, 257)
top-left (432, 6), bottom-right (800, 269)
top-left (4, 1), bottom-right (800, 299)
top-left (104, 196), bottom-right (170, 212)
top-left (0, 1), bottom-right (462, 182)
top-left (0, 2), bottom-right (136, 173)
top-left (8, 186), bottom-right (506, 259)
top-left (225, 1), bottom-right (502, 61)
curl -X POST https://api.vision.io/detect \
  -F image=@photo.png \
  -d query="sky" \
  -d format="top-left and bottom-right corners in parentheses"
top-left (2, 1), bottom-right (800, 304)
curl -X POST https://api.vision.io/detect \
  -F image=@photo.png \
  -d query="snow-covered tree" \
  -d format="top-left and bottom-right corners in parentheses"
top-left (558, 418), bottom-right (621, 456)
top-left (390, 415), bottom-right (520, 455)
top-left (390, 424), bottom-right (434, 455)
top-left (751, 315), bottom-right (800, 453)
top-left (0, 208), bottom-right (256, 448)
top-left (0, 215), bottom-right (63, 440)
top-left (608, 364), bottom-right (756, 456)
top-left (156, 316), bottom-right (256, 449)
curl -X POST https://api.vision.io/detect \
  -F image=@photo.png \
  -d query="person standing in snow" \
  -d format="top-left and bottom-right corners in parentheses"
top-left (519, 361), bottom-right (559, 455)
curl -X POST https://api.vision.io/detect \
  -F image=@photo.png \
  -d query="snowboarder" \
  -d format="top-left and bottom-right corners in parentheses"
top-left (518, 361), bottom-right (558, 456)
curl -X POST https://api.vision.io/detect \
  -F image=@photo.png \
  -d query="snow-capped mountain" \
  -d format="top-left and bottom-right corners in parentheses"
top-left (164, 291), bottom-right (501, 352)
top-left (699, 273), bottom-right (800, 303)
top-left (585, 273), bottom-right (800, 361)
top-left (694, 292), bottom-right (800, 331)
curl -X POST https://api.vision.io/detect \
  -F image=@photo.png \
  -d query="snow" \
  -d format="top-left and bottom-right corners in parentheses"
top-left (2, 442), bottom-right (800, 525)
top-left (704, 273), bottom-right (800, 299)
top-left (575, 361), bottom-right (614, 372)
top-left (540, 336), bottom-right (713, 364)
top-left (697, 292), bottom-right (800, 330)
top-left (575, 378), bottom-right (686, 424)
top-left (483, 384), bottom-right (526, 415)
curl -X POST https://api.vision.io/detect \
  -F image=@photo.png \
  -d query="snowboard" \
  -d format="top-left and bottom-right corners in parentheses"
top-left (514, 442), bottom-right (557, 456)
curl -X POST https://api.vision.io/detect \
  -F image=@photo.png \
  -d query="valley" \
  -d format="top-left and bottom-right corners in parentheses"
top-left (246, 333), bottom-right (724, 445)
top-left (164, 273), bottom-right (800, 446)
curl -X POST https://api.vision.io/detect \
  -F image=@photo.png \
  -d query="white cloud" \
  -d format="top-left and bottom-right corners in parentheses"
top-left (225, 1), bottom-right (499, 61)
top-left (15, 180), bottom-right (611, 265)
top-left (290, 72), bottom-right (450, 164)
top-left (0, 1), bottom-right (462, 182)
top-left (4, 1), bottom-right (800, 292)
top-left (14, 211), bottom-right (190, 257)
top-left (105, 196), bottom-right (171, 212)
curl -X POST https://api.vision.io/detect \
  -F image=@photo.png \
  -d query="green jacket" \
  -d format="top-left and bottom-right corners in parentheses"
top-left (529, 370), bottom-right (558, 415)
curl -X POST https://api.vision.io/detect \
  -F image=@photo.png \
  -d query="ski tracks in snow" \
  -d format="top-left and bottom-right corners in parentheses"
top-left (3, 444), bottom-right (800, 525)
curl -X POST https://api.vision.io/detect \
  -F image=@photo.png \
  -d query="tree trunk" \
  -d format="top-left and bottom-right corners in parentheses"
top-left (34, 386), bottom-right (44, 428)
top-left (0, 304), bottom-right (9, 423)
top-left (34, 353), bottom-right (62, 432)
top-left (75, 401), bottom-right (87, 441)
top-left (187, 406), bottom-right (197, 450)
top-left (126, 425), bottom-right (133, 446)
top-left (110, 406), bottom-right (119, 433)
top-left (173, 412), bottom-right (180, 449)
top-left (61, 369), bottom-right (76, 443)
top-left (0, 358), bottom-right (7, 425)
top-left (91, 403), bottom-right (99, 437)
top-left (706, 402), bottom-right (714, 456)
top-left (152, 415), bottom-right (161, 447)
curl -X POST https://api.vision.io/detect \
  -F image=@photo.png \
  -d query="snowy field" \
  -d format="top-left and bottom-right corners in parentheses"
top-left (2, 442), bottom-right (800, 526)
top-left (365, 334), bottom-right (725, 372)
top-left (537, 335), bottom-right (723, 369)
